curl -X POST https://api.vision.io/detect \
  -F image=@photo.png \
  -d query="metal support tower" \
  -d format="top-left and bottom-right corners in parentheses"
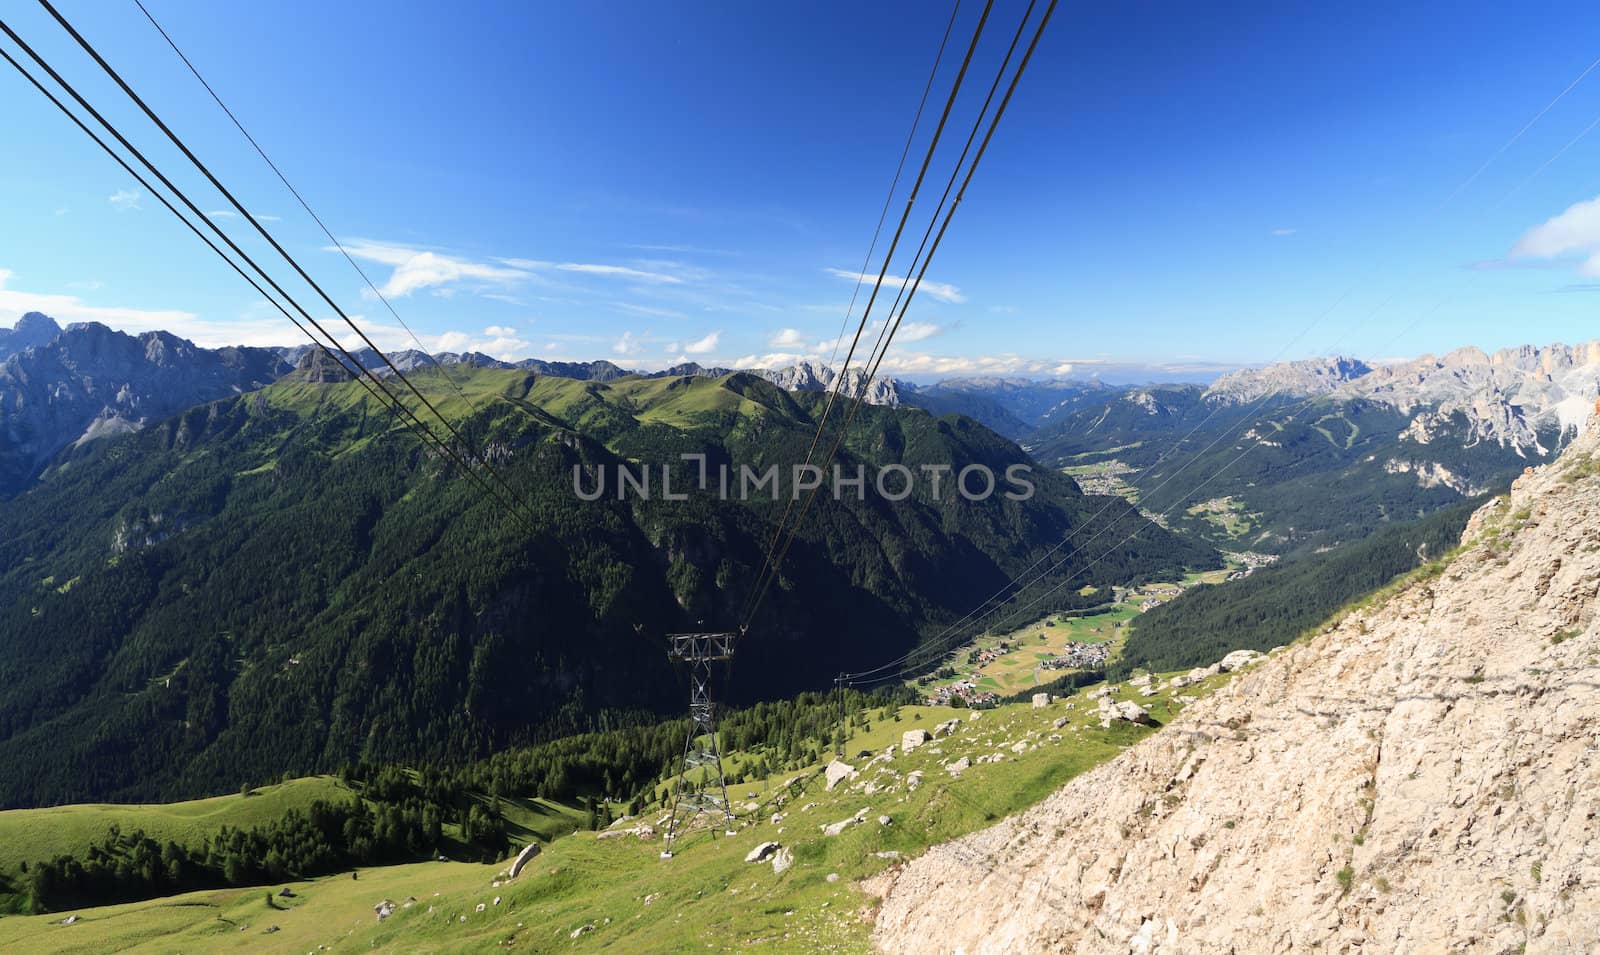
top-left (660, 630), bottom-right (741, 858)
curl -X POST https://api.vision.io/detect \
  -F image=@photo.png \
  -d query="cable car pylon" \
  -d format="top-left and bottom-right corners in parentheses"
top-left (659, 629), bottom-right (742, 858)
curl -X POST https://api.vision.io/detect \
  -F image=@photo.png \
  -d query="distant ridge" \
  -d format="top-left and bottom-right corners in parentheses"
top-left (1209, 342), bottom-right (1600, 452)
top-left (0, 318), bottom-right (291, 494)
top-left (0, 311), bottom-right (62, 360)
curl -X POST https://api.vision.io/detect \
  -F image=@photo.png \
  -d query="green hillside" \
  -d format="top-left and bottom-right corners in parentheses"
top-left (0, 665), bottom-right (1246, 953)
top-left (0, 777), bottom-right (354, 880)
top-left (1028, 389), bottom-right (1547, 553)
top-left (0, 367), bottom-right (1216, 808)
top-left (1117, 495), bottom-right (1487, 673)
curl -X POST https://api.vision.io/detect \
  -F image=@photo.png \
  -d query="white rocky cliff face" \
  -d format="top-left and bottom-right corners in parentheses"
top-left (872, 409), bottom-right (1600, 953)
top-left (1208, 341), bottom-right (1600, 455)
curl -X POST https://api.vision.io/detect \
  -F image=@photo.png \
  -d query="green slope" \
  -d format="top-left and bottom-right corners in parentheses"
top-left (0, 778), bottom-right (354, 886)
top-left (0, 368), bottom-right (1216, 808)
top-left (0, 666), bottom-right (1246, 953)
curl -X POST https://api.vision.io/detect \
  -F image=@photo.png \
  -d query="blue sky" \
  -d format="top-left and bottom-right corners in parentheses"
top-left (3, 0), bottom-right (1600, 381)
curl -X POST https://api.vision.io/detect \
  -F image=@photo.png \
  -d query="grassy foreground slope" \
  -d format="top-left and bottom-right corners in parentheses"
top-left (0, 666), bottom-right (1245, 954)
top-left (0, 778), bottom-right (354, 879)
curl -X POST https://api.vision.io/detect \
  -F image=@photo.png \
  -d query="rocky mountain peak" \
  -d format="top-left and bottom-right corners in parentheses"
top-left (1204, 341), bottom-right (1600, 455)
top-left (1204, 355), bottom-right (1372, 403)
top-left (757, 361), bottom-right (902, 406)
top-left (0, 311), bottom-right (63, 359)
top-left (0, 320), bottom-right (294, 494)
top-left (287, 346), bottom-right (355, 383)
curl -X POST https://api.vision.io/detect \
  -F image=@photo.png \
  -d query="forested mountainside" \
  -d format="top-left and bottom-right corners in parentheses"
top-left (1116, 495), bottom-right (1486, 675)
top-left (0, 364), bottom-right (1212, 808)
top-left (1025, 387), bottom-right (1549, 553)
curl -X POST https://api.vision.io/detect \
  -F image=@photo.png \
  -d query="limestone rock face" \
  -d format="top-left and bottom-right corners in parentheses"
top-left (1215, 648), bottom-right (1264, 672)
top-left (0, 311), bottom-right (61, 360)
top-left (1095, 697), bottom-right (1152, 728)
top-left (770, 845), bottom-right (794, 875)
top-left (0, 318), bottom-right (292, 493)
top-left (1207, 341), bottom-right (1600, 453)
top-left (757, 361), bottom-right (902, 407)
top-left (823, 760), bottom-right (856, 792)
top-left (873, 416), bottom-right (1600, 954)
top-left (507, 842), bottom-right (542, 879)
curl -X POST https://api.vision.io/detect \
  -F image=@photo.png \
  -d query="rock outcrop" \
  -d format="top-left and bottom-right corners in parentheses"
top-left (757, 361), bottom-right (902, 407)
top-left (0, 318), bottom-right (292, 494)
top-left (507, 842), bottom-right (541, 879)
top-left (0, 311), bottom-right (61, 360)
top-left (874, 414), bottom-right (1600, 953)
top-left (1205, 355), bottom-right (1372, 403)
top-left (824, 760), bottom-right (857, 792)
top-left (1208, 340), bottom-right (1600, 454)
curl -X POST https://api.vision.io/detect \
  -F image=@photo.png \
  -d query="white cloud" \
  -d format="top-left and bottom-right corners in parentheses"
top-left (614, 331), bottom-right (641, 355)
top-left (427, 329), bottom-right (536, 360)
top-left (825, 267), bottom-right (965, 304)
top-left (895, 321), bottom-right (944, 343)
top-left (868, 352), bottom-right (1074, 377)
top-left (557, 263), bottom-right (682, 284)
top-left (109, 189), bottom-right (142, 211)
top-left (337, 240), bottom-right (530, 298)
top-left (683, 330), bottom-right (720, 354)
top-left (0, 267), bottom-right (204, 334)
top-left (770, 327), bottom-right (807, 348)
top-left (728, 345), bottom-right (1089, 379)
top-left (335, 241), bottom-right (699, 301)
top-left (1511, 195), bottom-right (1600, 274)
top-left (66, 279), bottom-right (104, 291)
top-left (206, 210), bottom-right (281, 222)
top-left (608, 301), bottom-right (687, 319)
top-left (734, 351), bottom-right (811, 368)
top-left (1270, 228), bottom-right (1297, 236)
top-left (499, 258), bottom-right (684, 284)
top-left (0, 268), bottom-right (549, 359)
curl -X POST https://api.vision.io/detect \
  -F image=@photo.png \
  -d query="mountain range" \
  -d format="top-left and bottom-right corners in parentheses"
top-left (0, 359), bottom-right (1209, 807)
top-left (5, 310), bottom-right (1595, 556)
top-left (1206, 342), bottom-right (1600, 453)
top-left (0, 315), bottom-right (292, 494)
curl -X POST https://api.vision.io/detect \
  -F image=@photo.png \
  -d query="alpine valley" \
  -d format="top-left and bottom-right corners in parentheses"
top-left (1, 313), bottom-right (1597, 952)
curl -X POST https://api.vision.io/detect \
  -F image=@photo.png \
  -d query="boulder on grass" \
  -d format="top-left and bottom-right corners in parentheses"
top-left (824, 759), bottom-right (857, 791)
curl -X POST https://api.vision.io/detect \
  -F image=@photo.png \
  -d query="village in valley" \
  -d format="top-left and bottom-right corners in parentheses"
top-left (917, 552), bottom-right (1276, 707)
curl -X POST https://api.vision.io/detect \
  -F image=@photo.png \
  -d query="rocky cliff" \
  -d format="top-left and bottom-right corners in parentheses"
top-left (758, 360), bottom-right (903, 406)
top-left (0, 320), bottom-right (291, 494)
top-left (873, 410), bottom-right (1600, 953)
top-left (1209, 342), bottom-right (1600, 455)
top-left (0, 311), bottom-right (61, 360)
top-left (1205, 355), bottom-right (1373, 403)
